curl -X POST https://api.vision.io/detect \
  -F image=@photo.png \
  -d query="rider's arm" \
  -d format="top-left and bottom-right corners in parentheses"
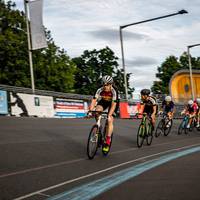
top-left (89, 98), bottom-right (97, 111)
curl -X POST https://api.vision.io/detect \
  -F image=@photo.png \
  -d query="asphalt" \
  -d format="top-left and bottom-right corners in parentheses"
top-left (0, 116), bottom-right (200, 200)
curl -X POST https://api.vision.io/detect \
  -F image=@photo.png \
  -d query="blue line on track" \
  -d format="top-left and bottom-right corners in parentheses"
top-left (48, 146), bottom-right (200, 200)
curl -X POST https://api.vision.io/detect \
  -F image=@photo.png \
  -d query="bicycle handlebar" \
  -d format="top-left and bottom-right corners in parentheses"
top-left (88, 111), bottom-right (108, 115)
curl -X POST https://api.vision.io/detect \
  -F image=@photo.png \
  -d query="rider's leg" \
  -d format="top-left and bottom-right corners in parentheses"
top-left (197, 113), bottom-right (200, 127)
top-left (95, 105), bottom-right (103, 121)
top-left (104, 116), bottom-right (114, 146)
top-left (187, 114), bottom-right (193, 128)
top-left (151, 114), bottom-right (156, 131)
top-left (107, 115), bottom-right (114, 137)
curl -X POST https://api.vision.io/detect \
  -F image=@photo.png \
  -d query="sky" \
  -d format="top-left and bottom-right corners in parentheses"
top-left (8, 0), bottom-right (200, 93)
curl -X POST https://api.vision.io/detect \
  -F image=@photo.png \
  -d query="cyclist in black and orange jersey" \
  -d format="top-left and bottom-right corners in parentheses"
top-left (139, 89), bottom-right (157, 131)
top-left (88, 75), bottom-right (118, 152)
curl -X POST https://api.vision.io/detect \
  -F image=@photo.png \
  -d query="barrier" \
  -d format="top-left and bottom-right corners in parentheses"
top-left (10, 92), bottom-right (54, 117)
top-left (0, 90), bottom-right (8, 115)
top-left (54, 98), bottom-right (88, 118)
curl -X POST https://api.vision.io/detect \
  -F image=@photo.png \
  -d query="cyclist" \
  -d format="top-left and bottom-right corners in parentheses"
top-left (88, 75), bottom-right (118, 153)
top-left (159, 95), bottom-right (175, 127)
top-left (139, 89), bottom-right (157, 131)
top-left (195, 98), bottom-right (200, 128)
top-left (181, 100), bottom-right (197, 129)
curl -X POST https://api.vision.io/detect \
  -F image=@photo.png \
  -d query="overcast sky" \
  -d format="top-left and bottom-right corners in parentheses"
top-left (9, 0), bottom-right (200, 93)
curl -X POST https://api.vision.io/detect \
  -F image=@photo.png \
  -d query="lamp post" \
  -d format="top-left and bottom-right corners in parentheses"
top-left (120, 9), bottom-right (188, 101)
top-left (24, 0), bottom-right (35, 93)
top-left (187, 43), bottom-right (200, 100)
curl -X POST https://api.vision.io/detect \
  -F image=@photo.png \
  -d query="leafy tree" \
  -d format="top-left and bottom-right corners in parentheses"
top-left (0, 0), bottom-right (76, 92)
top-left (72, 46), bottom-right (134, 96)
top-left (151, 53), bottom-right (200, 94)
top-left (0, 0), bottom-right (30, 87)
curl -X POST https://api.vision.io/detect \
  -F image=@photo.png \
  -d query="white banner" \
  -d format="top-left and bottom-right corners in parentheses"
top-left (10, 93), bottom-right (54, 117)
top-left (29, 0), bottom-right (47, 50)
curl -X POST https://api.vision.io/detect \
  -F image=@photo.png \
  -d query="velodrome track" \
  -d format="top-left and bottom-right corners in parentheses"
top-left (0, 116), bottom-right (200, 200)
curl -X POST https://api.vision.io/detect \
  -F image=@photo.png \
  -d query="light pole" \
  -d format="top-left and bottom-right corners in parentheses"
top-left (120, 9), bottom-right (188, 101)
top-left (187, 43), bottom-right (200, 100)
top-left (24, 0), bottom-right (35, 93)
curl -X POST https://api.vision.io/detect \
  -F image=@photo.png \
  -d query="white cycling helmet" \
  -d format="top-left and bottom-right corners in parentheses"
top-left (165, 96), bottom-right (172, 102)
top-left (188, 100), bottom-right (193, 105)
top-left (196, 98), bottom-right (200, 103)
top-left (102, 75), bottom-right (113, 84)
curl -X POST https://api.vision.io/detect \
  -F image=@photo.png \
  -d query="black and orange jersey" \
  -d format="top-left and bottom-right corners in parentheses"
top-left (141, 96), bottom-right (157, 114)
top-left (141, 96), bottom-right (156, 107)
top-left (94, 87), bottom-right (117, 103)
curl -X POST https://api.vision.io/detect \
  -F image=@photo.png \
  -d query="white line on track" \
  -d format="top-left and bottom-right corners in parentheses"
top-left (1, 136), bottom-right (200, 179)
top-left (13, 143), bottom-right (200, 200)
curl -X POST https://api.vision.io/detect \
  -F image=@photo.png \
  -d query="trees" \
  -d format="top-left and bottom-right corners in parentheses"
top-left (72, 47), bottom-right (134, 96)
top-left (151, 53), bottom-right (200, 94)
top-left (0, 1), bottom-right (134, 96)
top-left (0, 0), bottom-right (76, 92)
top-left (0, 0), bottom-right (30, 87)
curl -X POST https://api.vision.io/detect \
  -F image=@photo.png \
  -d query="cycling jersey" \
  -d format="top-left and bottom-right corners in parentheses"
top-left (186, 103), bottom-right (197, 114)
top-left (141, 96), bottom-right (157, 115)
top-left (162, 100), bottom-right (174, 113)
top-left (94, 86), bottom-right (117, 110)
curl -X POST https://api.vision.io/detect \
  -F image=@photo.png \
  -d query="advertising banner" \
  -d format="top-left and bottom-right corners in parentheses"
top-left (0, 90), bottom-right (8, 115)
top-left (10, 92), bottom-right (54, 117)
top-left (119, 102), bottom-right (130, 118)
top-left (54, 98), bottom-right (88, 118)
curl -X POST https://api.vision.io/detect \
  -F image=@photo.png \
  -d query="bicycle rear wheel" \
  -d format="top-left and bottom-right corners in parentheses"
top-left (155, 120), bottom-right (163, 137)
top-left (87, 125), bottom-right (99, 159)
top-left (146, 123), bottom-right (153, 145)
top-left (164, 119), bottom-right (173, 136)
top-left (137, 125), bottom-right (145, 148)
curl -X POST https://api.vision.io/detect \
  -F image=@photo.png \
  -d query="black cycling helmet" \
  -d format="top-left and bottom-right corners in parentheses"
top-left (140, 89), bottom-right (150, 96)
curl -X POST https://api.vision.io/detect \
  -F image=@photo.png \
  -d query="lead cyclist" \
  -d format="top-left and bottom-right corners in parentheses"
top-left (88, 75), bottom-right (117, 153)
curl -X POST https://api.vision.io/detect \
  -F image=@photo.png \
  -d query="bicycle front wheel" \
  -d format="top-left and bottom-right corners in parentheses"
top-left (137, 125), bottom-right (145, 148)
top-left (146, 123), bottom-right (153, 145)
top-left (164, 119), bottom-right (173, 136)
top-left (178, 120), bottom-right (185, 135)
top-left (87, 125), bottom-right (99, 159)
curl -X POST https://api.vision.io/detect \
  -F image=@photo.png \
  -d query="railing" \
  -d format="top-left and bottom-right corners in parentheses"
top-left (0, 84), bottom-right (92, 101)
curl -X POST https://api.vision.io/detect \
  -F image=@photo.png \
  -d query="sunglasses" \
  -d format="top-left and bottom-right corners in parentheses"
top-left (103, 83), bottom-right (111, 86)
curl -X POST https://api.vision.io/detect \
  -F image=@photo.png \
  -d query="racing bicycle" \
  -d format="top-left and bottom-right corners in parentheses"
top-left (137, 113), bottom-right (153, 148)
top-left (155, 112), bottom-right (173, 137)
top-left (87, 111), bottom-right (113, 159)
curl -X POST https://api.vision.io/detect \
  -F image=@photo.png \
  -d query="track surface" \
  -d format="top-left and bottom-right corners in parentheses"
top-left (0, 117), bottom-right (200, 200)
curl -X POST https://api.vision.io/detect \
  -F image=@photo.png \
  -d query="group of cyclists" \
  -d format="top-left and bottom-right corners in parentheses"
top-left (88, 75), bottom-right (200, 153)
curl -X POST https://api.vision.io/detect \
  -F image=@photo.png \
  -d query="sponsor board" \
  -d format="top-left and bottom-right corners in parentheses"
top-left (10, 92), bottom-right (54, 117)
top-left (0, 90), bottom-right (8, 115)
top-left (54, 98), bottom-right (88, 118)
